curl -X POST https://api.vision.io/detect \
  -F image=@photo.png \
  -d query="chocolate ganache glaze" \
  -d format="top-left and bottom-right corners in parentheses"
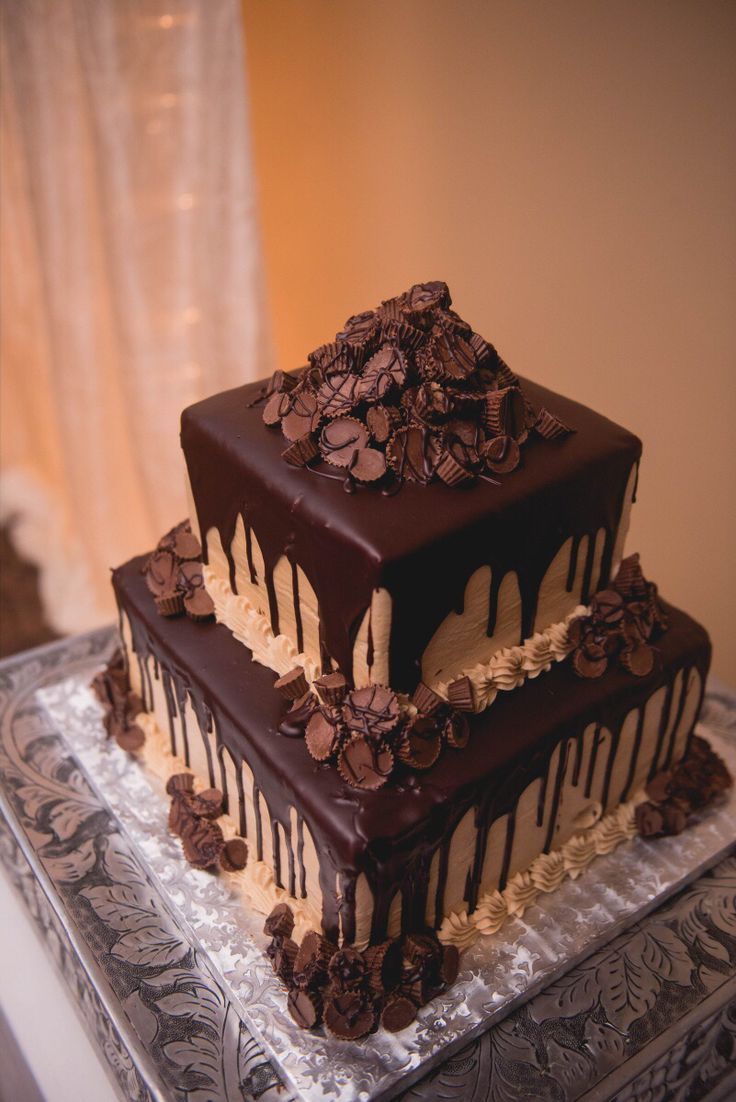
top-left (181, 375), bottom-right (641, 691)
top-left (114, 554), bottom-right (709, 945)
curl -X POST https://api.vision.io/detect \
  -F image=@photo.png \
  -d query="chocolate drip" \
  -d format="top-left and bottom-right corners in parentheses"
top-left (499, 810), bottom-right (517, 891)
top-left (648, 679), bottom-right (676, 782)
top-left (235, 764), bottom-right (247, 837)
top-left (115, 561), bottom-right (709, 946)
top-left (581, 532), bottom-right (598, 605)
top-left (543, 742), bottom-right (570, 853)
top-left (619, 707), bottom-right (646, 804)
top-left (585, 723), bottom-right (603, 799)
top-left (244, 522), bottom-right (258, 584)
top-left (487, 571), bottom-right (503, 638)
top-left (296, 814), bottom-right (307, 898)
top-left (290, 558), bottom-right (304, 654)
top-left (571, 729), bottom-right (584, 787)
top-left (161, 669), bottom-right (179, 759)
top-left (182, 377), bottom-right (642, 690)
top-left (566, 535), bottom-right (582, 594)
top-left (271, 819), bottom-right (282, 889)
top-left (662, 671), bottom-right (690, 770)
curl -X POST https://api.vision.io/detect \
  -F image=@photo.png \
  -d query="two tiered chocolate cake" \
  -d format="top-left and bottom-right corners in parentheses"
top-left (98, 281), bottom-right (729, 1037)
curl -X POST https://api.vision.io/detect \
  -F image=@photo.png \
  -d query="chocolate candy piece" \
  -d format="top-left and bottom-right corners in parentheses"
top-left (274, 666), bottom-right (309, 701)
top-left (336, 309), bottom-right (379, 345)
top-left (444, 711), bottom-right (470, 750)
top-left (381, 995), bottom-right (417, 1033)
top-left (281, 390), bottom-right (320, 442)
top-left (282, 434), bottom-right (320, 468)
top-left (313, 672), bottom-right (348, 706)
top-left (323, 992), bottom-right (375, 1040)
top-left (356, 345), bottom-right (406, 403)
top-left (435, 452), bottom-right (473, 487)
top-left (447, 676), bottom-right (475, 713)
top-left (189, 787), bottom-right (223, 819)
top-left (288, 988), bottom-right (322, 1030)
top-left (404, 932), bottom-right (442, 972)
top-left (262, 390), bottom-right (290, 426)
top-left (366, 404), bottom-right (401, 444)
top-left (264, 902), bottom-right (295, 940)
top-left (168, 791), bottom-right (193, 836)
top-left (293, 930), bottom-right (333, 987)
top-left (338, 735), bottom-right (394, 790)
top-left (397, 716), bottom-right (442, 770)
top-left (411, 682), bottom-right (444, 716)
top-left (386, 425), bottom-right (442, 485)
top-left (619, 642), bottom-right (655, 677)
top-left (342, 685), bottom-right (399, 739)
top-left (573, 640), bottom-right (608, 679)
top-left (646, 770), bottom-right (672, 804)
top-left (482, 434), bottom-right (520, 475)
top-left (115, 723), bottom-right (146, 753)
top-left (317, 372), bottom-right (359, 418)
top-left (535, 406), bottom-right (572, 440)
top-left (145, 549), bottom-right (179, 597)
top-left (350, 448), bottom-right (387, 484)
top-left (170, 522), bottom-right (201, 561)
top-left (279, 691), bottom-right (319, 738)
top-left (220, 838), bottom-right (248, 872)
top-left (363, 939), bottom-right (402, 994)
top-left (178, 561), bottom-right (215, 621)
top-left (319, 417), bottom-right (369, 468)
top-left (327, 947), bottom-right (366, 991)
top-left (440, 944), bottom-right (460, 985)
top-left (305, 710), bottom-right (340, 762)
top-left (635, 801), bottom-right (665, 838)
top-left (181, 817), bottom-right (225, 870)
top-left (166, 772), bottom-right (195, 797)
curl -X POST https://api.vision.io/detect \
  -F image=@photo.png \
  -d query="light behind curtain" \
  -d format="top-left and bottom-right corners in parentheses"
top-left (0, 0), bottom-right (270, 634)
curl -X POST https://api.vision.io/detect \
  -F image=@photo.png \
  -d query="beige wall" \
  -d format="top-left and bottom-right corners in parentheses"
top-left (242, 1), bottom-right (736, 682)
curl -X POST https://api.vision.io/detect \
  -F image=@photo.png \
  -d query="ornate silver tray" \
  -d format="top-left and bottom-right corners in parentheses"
top-left (1, 628), bottom-right (735, 1102)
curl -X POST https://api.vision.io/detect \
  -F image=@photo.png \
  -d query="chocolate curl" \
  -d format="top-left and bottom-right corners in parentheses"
top-left (447, 676), bottom-right (475, 712)
top-left (436, 451), bottom-right (474, 486)
top-left (274, 667), bottom-right (309, 700)
top-left (282, 434), bottom-right (320, 468)
top-left (534, 407), bottom-right (573, 440)
top-left (313, 672), bottom-right (348, 706)
top-left (412, 681), bottom-right (444, 716)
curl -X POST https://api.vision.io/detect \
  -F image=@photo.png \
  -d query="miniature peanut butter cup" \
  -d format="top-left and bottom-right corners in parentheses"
top-left (115, 722), bottom-right (146, 753)
top-left (444, 711), bottom-right (470, 750)
top-left (619, 642), bottom-right (655, 677)
top-left (220, 838), bottom-right (248, 872)
top-left (166, 772), bottom-right (195, 797)
top-left (293, 930), bottom-right (333, 987)
top-left (145, 549), bottom-right (179, 597)
top-left (366, 404), bottom-right (400, 443)
top-left (411, 682), bottom-right (444, 716)
top-left (288, 988), bottom-right (322, 1030)
top-left (363, 938), bottom-right (402, 994)
top-left (440, 944), bottom-right (460, 985)
top-left (305, 710), bottom-right (340, 762)
top-left (386, 425), bottom-right (442, 485)
top-left (189, 787), bottom-right (223, 819)
top-left (349, 447), bottom-right (387, 483)
top-left (535, 406), bottom-right (572, 440)
top-left (482, 434), bottom-right (520, 474)
top-left (313, 672), bottom-right (348, 706)
top-left (319, 417), bottom-right (369, 468)
top-left (397, 716), bottom-right (442, 770)
top-left (169, 522), bottom-right (202, 561)
top-left (435, 451), bottom-right (473, 486)
top-left (356, 345), bottom-right (406, 403)
top-left (338, 735), bottom-right (394, 790)
top-left (381, 995), bottom-right (417, 1033)
top-left (274, 666), bottom-right (309, 701)
top-left (181, 817), bottom-right (225, 870)
top-left (263, 902), bottom-right (295, 940)
top-left (282, 391), bottom-right (320, 442)
top-left (324, 992), bottom-right (375, 1040)
top-left (327, 947), bottom-right (366, 991)
top-left (316, 371), bottom-right (359, 419)
top-left (282, 434), bottom-right (320, 467)
top-left (342, 685), bottom-right (399, 738)
top-left (262, 390), bottom-right (290, 426)
top-left (447, 676), bottom-right (475, 712)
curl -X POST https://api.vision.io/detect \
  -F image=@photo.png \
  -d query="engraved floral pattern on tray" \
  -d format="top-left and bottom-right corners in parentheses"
top-left (0, 630), bottom-right (734, 1102)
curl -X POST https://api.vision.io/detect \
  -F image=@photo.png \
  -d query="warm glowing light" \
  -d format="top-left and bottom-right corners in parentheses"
top-left (159, 14), bottom-right (174, 29)
top-left (183, 307), bottom-right (201, 324)
top-left (176, 193), bottom-right (195, 210)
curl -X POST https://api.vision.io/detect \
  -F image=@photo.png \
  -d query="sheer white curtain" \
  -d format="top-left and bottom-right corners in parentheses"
top-left (0, 0), bottom-right (270, 633)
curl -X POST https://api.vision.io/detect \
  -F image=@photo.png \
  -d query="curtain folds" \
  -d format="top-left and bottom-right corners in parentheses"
top-left (1, 0), bottom-right (269, 633)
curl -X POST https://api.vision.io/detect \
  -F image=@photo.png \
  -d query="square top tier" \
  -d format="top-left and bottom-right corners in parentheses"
top-left (181, 375), bottom-right (641, 695)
